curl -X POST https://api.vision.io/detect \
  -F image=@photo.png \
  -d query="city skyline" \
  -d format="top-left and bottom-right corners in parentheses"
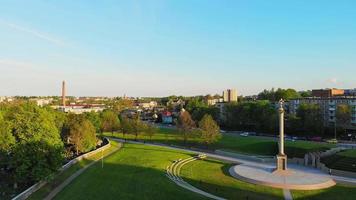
top-left (1, 0), bottom-right (356, 96)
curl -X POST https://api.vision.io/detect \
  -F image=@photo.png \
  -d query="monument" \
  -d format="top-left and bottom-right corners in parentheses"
top-left (274, 99), bottom-right (289, 174)
top-left (229, 99), bottom-right (336, 190)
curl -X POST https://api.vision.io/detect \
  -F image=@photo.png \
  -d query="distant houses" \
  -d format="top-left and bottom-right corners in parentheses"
top-left (162, 111), bottom-right (173, 124)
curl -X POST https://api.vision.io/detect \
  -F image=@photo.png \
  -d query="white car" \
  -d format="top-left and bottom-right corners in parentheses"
top-left (240, 132), bottom-right (249, 137)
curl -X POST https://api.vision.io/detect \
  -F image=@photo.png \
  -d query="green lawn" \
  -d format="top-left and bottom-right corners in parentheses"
top-left (180, 158), bottom-right (283, 200)
top-left (103, 128), bottom-right (335, 158)
top-left (53, 143), bottom-right (206, 200)
top-left (292, 184), bottom-right (356, 200)
top-left (53, 143), bottom-right (284, 200)
top-left (321, 149), bottom-right (356, 172)
top-left (28, 141), bottom-right (121, 200)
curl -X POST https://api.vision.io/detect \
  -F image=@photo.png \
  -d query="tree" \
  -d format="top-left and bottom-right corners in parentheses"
top-left (121, 116), bottom-right (134, 138)
top-left (223, 101), bottom-right (277, 133)
top-left (258, 88), bottom-right (300, 101)
top-left (131, 115), bottom-right (146, 141)
top-left (66, 115), bottom-right (97, 155)
top-left (0, 118), bottom-right (15, 153)
top-left (0, 102), bottom-right (64, 187)
top-left (336, 104), bottom-right (351, 137)
top-left (100, 110), bottom-right (120, 135)
top-left (198, 114), bottom-right (221, 146)
top-left (144, 124), bottom-right (157, 140)
top-left (85, 111), bottom-right (102, 133)
top-left (177, 110), bottom-right (196, 145)
top-left (11, 141), bottom-right (63, 184)
top-left (297, 103), bottom-right (323, 135)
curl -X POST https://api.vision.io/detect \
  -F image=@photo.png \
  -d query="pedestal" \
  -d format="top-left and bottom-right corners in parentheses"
top-left (276, 154), bottom-right (287, 171)
top-left (273, 154), bottom-right (292, 175)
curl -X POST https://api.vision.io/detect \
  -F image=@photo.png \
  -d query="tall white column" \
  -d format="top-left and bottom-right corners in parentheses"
top-left (279, 99), bottom-right (285, 155)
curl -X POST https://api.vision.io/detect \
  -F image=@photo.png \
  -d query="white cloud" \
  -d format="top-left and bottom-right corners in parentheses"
top-left (0, 19), bottom-right (66, 46)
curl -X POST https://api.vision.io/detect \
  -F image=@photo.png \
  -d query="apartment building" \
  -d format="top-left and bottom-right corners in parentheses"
top-left (289, 97), bottom-right (356, 129)
top-left (223, 89), bottom-right (238, 102)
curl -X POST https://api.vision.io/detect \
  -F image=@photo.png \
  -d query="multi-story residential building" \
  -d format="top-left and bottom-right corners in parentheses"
top-left (223, 89), bottom-right (238, 102)
top-left (289, 97), bottom-right (356, 130)
top-left (344, 89), bottom-right (356, 96)
top-left (311, 88), bottom-right (344, 98)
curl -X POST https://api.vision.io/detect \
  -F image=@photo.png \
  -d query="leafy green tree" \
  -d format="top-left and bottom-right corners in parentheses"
top-left (186, 97), bottom-right (207, 113)
top-left (131, 115), bottom-right (146, 141)
top-left (0, 118), bottom-right (15, 152)
top-left (121, 116), bottom-right (134, 138)
top-left (0, 102), bottom-right (64, 187)
top-left (85, 111), bottom-right (102, 133)
top-left (223, 101), bottom-right (277, 133)
top-left (299, 90), bottom-right (312, 97)
top-left (100, 110), bottom-right (120, 135)
top-left (144, 124), bottom-right (157, 140)
top-left (258, 88), bottom-right (300, 101)
top-left (198, 114), bottom-right (221, 145)
top-left (11, 141), bottom-right (63, 184)
top-left (297, 103), bottom-right (323, 135)
top-left (177, 110), bottom-right (196, 145)
top-left (66, 115), bottom-right (97, 155)
top-left (336, 104), bottom-right (351, 135)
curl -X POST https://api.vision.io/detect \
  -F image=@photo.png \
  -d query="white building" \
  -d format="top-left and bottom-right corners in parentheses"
top-left (223, 89), bottom-right (238, 102)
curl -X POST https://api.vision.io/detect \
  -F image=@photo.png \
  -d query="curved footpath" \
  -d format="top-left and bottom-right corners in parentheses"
top-left (110, 138), bottom-right (356, 200)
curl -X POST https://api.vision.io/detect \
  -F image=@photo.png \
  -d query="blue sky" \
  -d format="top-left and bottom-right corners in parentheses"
top-left (0, 0), bottom-right (355, 97)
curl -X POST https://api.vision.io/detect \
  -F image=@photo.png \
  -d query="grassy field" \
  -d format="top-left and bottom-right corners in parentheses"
top-left (53, 143), bottom-right (284, 200)
top-left (292, 184), bottom-right (356, 200)
top-left (103, 127), bottom-right (335, 158)
top-left (28, 141), bottom-right (121, 200)
top-left (180, 158), bottom-right (283, 200)
top-left (321, 149), bottom-right (356, 172)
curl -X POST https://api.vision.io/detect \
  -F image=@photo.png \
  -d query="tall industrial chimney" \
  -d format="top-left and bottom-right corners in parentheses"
top-left (62, 81), bottom-right (66, 107)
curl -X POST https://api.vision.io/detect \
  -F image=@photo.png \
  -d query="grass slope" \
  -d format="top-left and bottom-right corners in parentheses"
top-left (180, 159), bottom-right (283, 200)
top-left (292, 184), bottom-right (356, 200)
top-left (321, 149), bottom-right (356, 172)
top-left (103, 128), bottom-right (334, 158)
top-left (54, 143), bottom-right (284, 200)
top-left (54, 143), bottom-right (206, 200)
top-left (28, 141), bottom-right (121, 200)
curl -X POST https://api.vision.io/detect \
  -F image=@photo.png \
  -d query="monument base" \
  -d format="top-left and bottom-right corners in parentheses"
top-left (230, 164), bottom-right (336, 190)
top-left (273, 154), bottom-right (292, 175)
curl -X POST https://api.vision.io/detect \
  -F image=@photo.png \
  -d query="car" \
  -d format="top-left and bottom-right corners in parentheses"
top-left (310, 136), bottom-right (322, 142)
top-left (326, 138), bottom-right (338, 144)
top-left (240, 132), bottom-right (249, 137)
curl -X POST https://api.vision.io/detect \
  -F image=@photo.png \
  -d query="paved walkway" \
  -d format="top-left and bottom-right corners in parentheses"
top-left (283, 189), bottom-right (293, 200)
top-left (44, 143), bottom-right (122, 200)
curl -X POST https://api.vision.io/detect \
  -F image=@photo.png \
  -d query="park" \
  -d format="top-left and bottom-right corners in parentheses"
top-left (24, 102), bottom-right (356, 200)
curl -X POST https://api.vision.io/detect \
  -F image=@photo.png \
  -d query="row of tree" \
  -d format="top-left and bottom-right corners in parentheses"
top-left (220, 100), bottom-right (352, 137)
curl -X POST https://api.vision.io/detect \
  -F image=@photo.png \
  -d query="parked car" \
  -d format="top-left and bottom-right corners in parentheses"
top-left (309, 136), bottom-right (322, 142)
top-left (326, 138), bottom-right (338, 144)
top-left (240, 132), bottom-right (249, 137)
